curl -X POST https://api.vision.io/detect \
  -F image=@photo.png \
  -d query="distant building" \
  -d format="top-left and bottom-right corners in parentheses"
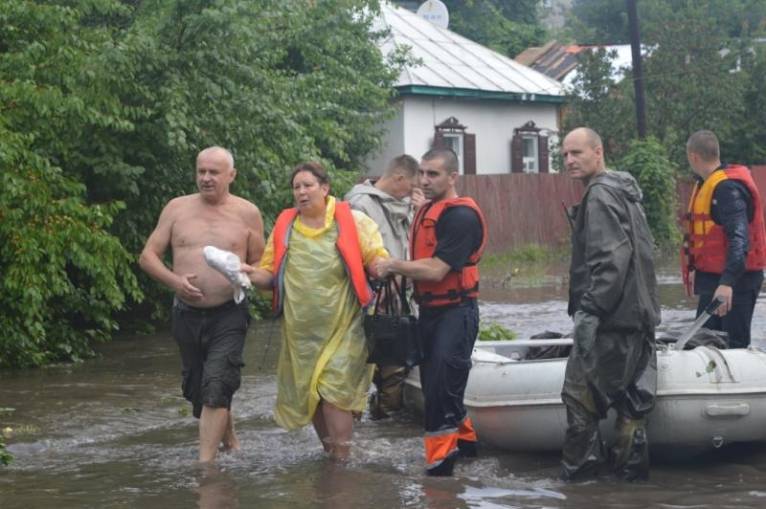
top-left (367, 3), bottom-right (566, 175)
top-left (515, 41), bottom-right (639, 88)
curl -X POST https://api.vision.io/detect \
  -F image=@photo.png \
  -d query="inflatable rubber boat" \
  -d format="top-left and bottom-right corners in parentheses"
top-left (403, 339), bottom-right (766, 456)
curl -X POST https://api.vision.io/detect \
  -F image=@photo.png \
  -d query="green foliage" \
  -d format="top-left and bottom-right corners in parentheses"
top-left (639, 0), bottom-right (746, 168)
top-left (393, 0), bottom-right (546, 57)
top-left (564, 1), bottom-right (764, 170)
top-left (561, 48), bottom-right (635, 160)
top-left (722, 46), bottom-right (766, 165)
top-left (0, 0), bottom-right (401, 368)
top-left (442, 0), bottom-right (547, 57)
top-left (478, 322), bottom-right (517, 342)
top-left (619, 138), bottom-right (680, 248)
top-left (568, 0), bottom-right (766, 45)
top-left (0, 133), bottom-right (140, 368)
top-left (0, 437), bottom-right (11, 466)
top-left (569, 0), bottom-right (628, 44)
top-left (0, 1), bottom-right (141, 368)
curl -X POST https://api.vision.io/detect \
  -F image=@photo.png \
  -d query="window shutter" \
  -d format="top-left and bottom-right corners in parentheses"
top-left (511, 133), bottom-right (523, 173)
top-left (463, 133), bottom-right (476, 175)
top-left (433, 130), bottom-right (446, 148)
top-left (538, 135), bottom-right (549, 173)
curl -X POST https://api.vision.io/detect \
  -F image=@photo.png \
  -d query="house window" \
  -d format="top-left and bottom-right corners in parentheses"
top-left (433, 116), bottom-right (477, 175)
top-left (522, 135), bottom-right (538, 173)
top-left (511, 121), bottom-right (549, 173)
top-left (442, 132), bottom-right (464, 173)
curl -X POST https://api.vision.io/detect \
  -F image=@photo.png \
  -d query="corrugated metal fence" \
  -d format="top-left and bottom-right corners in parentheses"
top-left (458, 165), bottom-right (766, 253)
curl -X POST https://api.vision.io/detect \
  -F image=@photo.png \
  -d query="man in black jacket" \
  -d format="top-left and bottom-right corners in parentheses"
top-left (683, 130), bottom-right (766, 348)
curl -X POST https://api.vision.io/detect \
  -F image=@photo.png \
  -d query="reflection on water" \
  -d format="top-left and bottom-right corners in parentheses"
top-left (2, 270), bottom-right (766, 508)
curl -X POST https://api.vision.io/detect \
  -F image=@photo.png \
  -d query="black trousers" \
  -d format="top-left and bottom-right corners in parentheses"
top-left (419, 300), bottom-right (479, 433)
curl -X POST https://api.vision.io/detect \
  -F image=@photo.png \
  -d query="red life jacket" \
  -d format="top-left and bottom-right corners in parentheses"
top-left (681, 165), bottom-right (766, 284)
top-left (409, 197), bottom-right (487, 307)
top-left (270, 200), bottom-right (374, 315)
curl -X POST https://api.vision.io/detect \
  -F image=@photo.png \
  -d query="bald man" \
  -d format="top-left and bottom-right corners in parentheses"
top-left (560, 128), bottom-right (659, 481)
top-left (139, 146), bottom-right (264, 463)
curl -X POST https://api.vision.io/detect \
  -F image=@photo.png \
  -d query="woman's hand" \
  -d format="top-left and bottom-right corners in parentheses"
top-left (240, 263), bottom-right (274, 290)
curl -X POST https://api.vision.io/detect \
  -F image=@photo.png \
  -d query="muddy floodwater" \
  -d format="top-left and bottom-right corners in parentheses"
top-left (3, 268), bottom-right (766, 508)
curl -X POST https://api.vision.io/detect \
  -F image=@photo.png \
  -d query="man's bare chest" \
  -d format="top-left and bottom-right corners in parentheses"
top-left (172, 213), bottom-right (249, 251)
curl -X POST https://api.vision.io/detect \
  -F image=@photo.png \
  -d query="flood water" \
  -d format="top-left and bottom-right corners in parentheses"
top-left (3, 268), bottom-right (766, 508)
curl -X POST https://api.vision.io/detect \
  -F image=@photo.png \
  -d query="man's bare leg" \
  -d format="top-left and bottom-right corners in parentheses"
top-left (312, 402), bottom-right (332, 453)
top-left (320, 401), bottom-right (353, 461)
top-left (199, 406), bottom-right (229, 462)
top-left (221, 410), bottom-right (240, 453)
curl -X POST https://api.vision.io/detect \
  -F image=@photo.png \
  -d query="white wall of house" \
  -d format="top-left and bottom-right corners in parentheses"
top-left (364, 102), bottom-right (405, 175)
top-left (364, 95), bottom-right (559, 175)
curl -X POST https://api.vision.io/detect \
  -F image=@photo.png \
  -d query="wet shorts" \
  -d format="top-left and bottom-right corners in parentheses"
top-left (171, 297), bottom-right (250, 418)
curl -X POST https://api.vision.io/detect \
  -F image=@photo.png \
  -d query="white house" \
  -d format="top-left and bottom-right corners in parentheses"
top-left (366, 3), bottom-right (566, 175)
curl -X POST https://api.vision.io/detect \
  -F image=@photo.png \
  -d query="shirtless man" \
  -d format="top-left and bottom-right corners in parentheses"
top-left (139, 146), bottom-right (264, 463)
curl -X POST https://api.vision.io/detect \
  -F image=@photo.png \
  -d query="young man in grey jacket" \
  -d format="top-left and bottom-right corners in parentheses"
top-left (345, 154), bottom-right (425, 417)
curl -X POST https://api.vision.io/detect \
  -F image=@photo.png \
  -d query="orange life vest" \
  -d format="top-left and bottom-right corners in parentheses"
top-left (270, 200), bottom-right (373, 315)
top-left (409, 197), bottom-right (487, 307)
top-left (681, 165), bottom-right (766, 287)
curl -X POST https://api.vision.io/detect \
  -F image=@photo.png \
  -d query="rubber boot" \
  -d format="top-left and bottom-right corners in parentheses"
top-left (612, 417), bottom-right (649, 481)
top-left (457, 439), bottom-right (478, 458)
top-left (560, 405), bottom-right (606, 481)
top-left (426, 455), bottom-right (456, 477)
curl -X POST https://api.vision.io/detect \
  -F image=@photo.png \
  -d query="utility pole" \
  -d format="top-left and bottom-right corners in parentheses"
top-left (627, 0), bottom-right (647, 139)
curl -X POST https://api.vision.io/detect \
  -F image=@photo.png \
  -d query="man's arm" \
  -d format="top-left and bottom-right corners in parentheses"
top-left (710, 181), bottom-right (751, 315)
top-left (376, 256), bottom-right (451, 282)
top-left (138, 199), bottom-right (203, 301)
top-left (376, 206), bottom-right (479, 281)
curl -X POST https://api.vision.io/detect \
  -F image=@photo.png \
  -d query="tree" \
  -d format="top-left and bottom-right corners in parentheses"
top-left (393, 0), bottom-right (547, 57)
top-left (620, 138), bottom-right (679, 248)
top-left (568, 0), bottom-right (766, 45)
top-left (564, 1), bottom-right (754, 169)
top-left (569, 0), bottom-right (629, 44)
top-left (720, 46), bottom-right (766, 165)
top-left (0, 1), bottom-right (141, 367)
top-left (561, 48), bottom-right (635, 161)
top-left (0, 0), bottom-right (402, 367)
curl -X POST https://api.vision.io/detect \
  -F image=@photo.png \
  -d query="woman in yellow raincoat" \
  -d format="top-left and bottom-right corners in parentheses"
top-left (245, 162), bottom-right (387, 460)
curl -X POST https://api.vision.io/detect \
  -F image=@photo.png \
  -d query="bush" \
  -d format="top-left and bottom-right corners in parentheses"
top-left (619, 137), bottom-right (679, 248)
top-left (478, 322), bottom-right (517, 341)
top-left (0, 133), bottom-right (140, 368)
top-left (0, 0), bottom-right (400, 367)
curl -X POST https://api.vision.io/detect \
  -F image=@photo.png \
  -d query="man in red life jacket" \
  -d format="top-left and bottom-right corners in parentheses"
top-left (682, 130), bottom-right (766, 348)
top-left (376, 148), bottom-right (487, 476)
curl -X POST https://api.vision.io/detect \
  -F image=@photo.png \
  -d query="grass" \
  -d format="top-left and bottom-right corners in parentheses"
top-left (480, 243), bottom-right (570, 288)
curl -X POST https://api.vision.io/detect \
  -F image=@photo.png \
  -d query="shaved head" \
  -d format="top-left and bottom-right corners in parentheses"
top-left (562, 127), bottom-right (606, 180)
top-left (568, 127), bottom-right (603, 150)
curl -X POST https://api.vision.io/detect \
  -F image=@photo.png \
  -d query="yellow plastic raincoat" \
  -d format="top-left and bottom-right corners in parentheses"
top-left (260, 197), bottom-right (387, 429)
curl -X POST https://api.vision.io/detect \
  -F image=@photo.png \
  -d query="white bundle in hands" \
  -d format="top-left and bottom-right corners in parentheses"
top-left (202, 245), bottom-right (252, 304)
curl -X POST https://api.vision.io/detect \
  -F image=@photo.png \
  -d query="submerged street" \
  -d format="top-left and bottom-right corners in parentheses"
top-left (2, 268), bottom-right (766, 508)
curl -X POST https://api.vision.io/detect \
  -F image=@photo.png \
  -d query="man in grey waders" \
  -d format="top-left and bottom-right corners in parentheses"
top-left (561, 127), bottom-right (660, 481)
